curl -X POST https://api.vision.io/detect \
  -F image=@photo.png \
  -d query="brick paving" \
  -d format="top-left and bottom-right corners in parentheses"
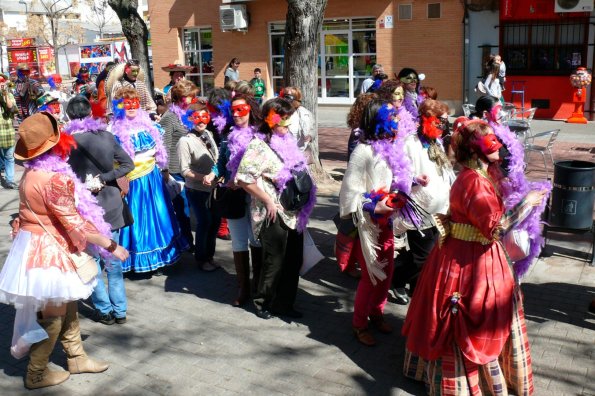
top-left (0, 120), bottom-right (593, 395)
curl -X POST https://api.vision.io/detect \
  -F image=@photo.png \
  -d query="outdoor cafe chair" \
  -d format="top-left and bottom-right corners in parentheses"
top-left (524, 128), bottom-right (560, 180)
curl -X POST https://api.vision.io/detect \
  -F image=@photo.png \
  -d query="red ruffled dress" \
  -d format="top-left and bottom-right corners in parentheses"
top-left (402, 167), bottom-right (533, 395)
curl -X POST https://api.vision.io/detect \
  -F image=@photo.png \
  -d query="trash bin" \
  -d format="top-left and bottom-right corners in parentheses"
top-left (549, 160), bottom-right (595, 230)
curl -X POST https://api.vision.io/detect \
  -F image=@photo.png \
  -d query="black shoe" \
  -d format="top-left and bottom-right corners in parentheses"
top-left (4, 181), bottom-right (18, 190)
top-left (256, 309), bottom-right (273, 320)
top-left (217, 233), bottom-right (231, 240)
top-left (153, 269), bottom-right (164, 277)
top-left (115, 316), bottom-right (127, 324)
top-left (97, 312), bottom-right (115, 325)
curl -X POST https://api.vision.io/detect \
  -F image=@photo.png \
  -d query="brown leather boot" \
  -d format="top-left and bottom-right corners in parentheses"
top-left (232, 251), bottom-right (250, 307)
top-left (250, 246), bottom-right (263, 292)
top-left (60, 302), bottom-right (109, 374)
top-left (25, 316), bottom-right (70, 389)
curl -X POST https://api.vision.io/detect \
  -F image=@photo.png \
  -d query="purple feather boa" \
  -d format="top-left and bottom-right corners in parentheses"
top-left (490, 121), bottom-right (552, 278)
top-left (110, 110), bottom-right (168, 168)
top-left (397, 106), bottom-right (417, 138)
top-left (168, 103), bottom-right (187, 124)
top-left (403, 91), bottom-right (422, 121)
top-left (24, 153), bottom-right (112, 258)
top-left (268, 132), bottom-right (316, 232)
top-left (212, 114), bottom-right (228, 135)
top-left (63, 116), bottom-right (107, 135)
top-left (227, 125), bottom-right (264, 181)
top-left (370, 136), bottom-right (421, 225)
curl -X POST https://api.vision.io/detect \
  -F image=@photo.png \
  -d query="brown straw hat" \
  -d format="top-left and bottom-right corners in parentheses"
top-left (14, 112), bottom-right (60, 160)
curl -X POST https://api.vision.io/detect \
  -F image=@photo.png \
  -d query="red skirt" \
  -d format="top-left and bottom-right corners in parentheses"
top-left (402, 236), bottom-right (515, 365)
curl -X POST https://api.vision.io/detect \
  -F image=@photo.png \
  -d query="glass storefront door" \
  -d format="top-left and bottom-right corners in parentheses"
top-left (319, 30), bottom-right (352, 103)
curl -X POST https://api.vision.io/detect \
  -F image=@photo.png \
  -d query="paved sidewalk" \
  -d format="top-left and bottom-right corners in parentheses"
top-left (0, 118), bottom-right (594, 395)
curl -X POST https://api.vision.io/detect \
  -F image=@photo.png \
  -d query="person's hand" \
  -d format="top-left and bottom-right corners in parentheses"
top-left (265, 199), bottom-right (278, 222)
top-left (161, 169), bottom-right (169, 182)
top-left (112, 245), bottom-right (129, 261)
top-left (203, 172), bottom-right (215, 186)
top-left (374, 196), bottom-right (394, 215)
top-left (416, 174), bottom-right (430, 187)
top-left (526, 189), bottom-right (547, 207)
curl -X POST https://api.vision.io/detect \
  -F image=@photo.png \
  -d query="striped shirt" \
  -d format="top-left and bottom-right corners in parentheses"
top-left (159, 110), bottom-right (188, 174)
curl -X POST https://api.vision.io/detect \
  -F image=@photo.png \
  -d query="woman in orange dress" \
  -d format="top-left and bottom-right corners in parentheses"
top-left (402, 119), bottom-right (547, 395)
top-left (0, 112), bottom-right (129, 389)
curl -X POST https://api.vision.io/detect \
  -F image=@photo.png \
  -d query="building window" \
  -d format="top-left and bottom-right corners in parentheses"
top-left (183, 28), bottom-right (214, 95)
top-left (428, 3), bottom-right (441, 19)
top-left (501, 19), bottom-right (588, 75)
top-left (399, 4), bottom-right (412, 20)
top-left (268, 17), bottom-right (376, 103)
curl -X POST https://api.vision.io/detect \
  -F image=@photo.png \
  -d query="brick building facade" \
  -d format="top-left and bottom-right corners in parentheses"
top-left (148, 0), bottom-right (464, 108)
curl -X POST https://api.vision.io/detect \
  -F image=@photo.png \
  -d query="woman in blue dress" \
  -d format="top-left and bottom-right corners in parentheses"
top-left (110, 87), bottom-right (188, 273)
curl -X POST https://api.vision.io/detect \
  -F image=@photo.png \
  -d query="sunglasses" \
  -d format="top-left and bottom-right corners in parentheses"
top-left (232, 103), bottom-right (251, 117)
top-left (123, 98), bottom-right (140, 110)
top-left (127, 59), bottom-right (140, 66)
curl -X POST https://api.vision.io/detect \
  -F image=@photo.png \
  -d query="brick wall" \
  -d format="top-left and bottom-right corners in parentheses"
top-left (148, 0), bottom-right (463, 102)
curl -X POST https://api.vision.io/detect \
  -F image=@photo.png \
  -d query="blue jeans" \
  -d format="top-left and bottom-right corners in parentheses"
top-left (0, 145), bottom-right (15, 184)
top-left (91, 230), bottom-right (127, 318)
top-left (186, 188), bottom-right (221, 262)
top-left (227, 204), bottom-right (260, 252)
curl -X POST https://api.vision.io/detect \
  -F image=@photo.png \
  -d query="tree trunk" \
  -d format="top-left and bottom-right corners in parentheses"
top-left (108, 0), bottom-right (153, 93)
top-left (284, 0), bottom-right (333, 183)
top-left (50, 18), bottom-right (61, 75)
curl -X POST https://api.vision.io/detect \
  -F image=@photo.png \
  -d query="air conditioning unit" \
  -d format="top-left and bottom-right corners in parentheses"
top-left (220, 4), bottom-right (249, 31)
top-left (555, 0), bottom-right (593, 13)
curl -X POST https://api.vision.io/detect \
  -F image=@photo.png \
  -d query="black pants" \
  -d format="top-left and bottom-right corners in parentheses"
top-left (392, 227), bottom-right (439, 293)
top-left (254, 217), bottom-right (303, 313)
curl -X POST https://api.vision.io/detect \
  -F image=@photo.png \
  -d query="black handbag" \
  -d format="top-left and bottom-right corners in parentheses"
top-left (279, 168), bottom-right (313, 211)
top-left (211, 185), bottom-right (246, 219)
top-left (121, 199), bottom-right (134, 227)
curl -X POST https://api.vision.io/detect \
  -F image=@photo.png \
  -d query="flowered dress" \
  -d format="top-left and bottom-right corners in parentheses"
top-left (113, 116), bottom-right (188, 272)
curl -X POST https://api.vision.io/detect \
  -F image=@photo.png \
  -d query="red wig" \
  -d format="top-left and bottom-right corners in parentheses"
top-left (51, 130), bottom-right (77, 159)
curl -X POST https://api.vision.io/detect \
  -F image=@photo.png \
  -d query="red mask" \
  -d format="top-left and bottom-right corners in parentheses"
top-left (421, 116), bottom-right (443, 140)
top-left (232, 103), bottom-right (251, 117)
top-left (123, 98), bottom-right (140, 110)
top-left (475, 134), bottom-right (502, 155)
top-left (190, 110), bottom-right (211, 125)
top-left (47, 102), bottom-right (61, 114)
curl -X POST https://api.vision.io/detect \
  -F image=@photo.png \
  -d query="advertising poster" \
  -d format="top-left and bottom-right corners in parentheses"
top-left (79, 44), bottom-right (113, 63)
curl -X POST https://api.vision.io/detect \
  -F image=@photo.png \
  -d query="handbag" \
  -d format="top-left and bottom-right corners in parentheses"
top-left (23, 181), bottom-right (98, 284)
top-left (76, 142), bottom-right (134, 226)
top-left (268, 145), bottom-right (313, 211)
top-left (211, 184), bottom-right (246, 219)
top-left (503, 229), bottom-right (530, 262)
top-left (279, 168), bottom-right (313, 211)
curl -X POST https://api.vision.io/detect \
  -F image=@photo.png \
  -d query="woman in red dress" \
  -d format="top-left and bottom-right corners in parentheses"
top-left (402, 119), bottom-right (546, 395)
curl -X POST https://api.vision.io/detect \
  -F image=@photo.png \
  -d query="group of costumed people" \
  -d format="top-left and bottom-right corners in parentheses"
top-left (340, 66), bottom-right (550, 396)
top-left (0, 59), bottom-right (552, 394)
top-left (0, 66), bottom-right (318, 388)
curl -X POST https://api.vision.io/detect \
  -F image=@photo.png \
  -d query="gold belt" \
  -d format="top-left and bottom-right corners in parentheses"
top-left (127, 157), bottom-right (155, 181)
top-left (449, 223), bottom-right (492, 245)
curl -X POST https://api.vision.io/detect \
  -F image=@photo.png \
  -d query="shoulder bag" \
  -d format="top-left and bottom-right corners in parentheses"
top-left (75, 141), bottom-right (134, 227)
top-left (268, 146), bottom-right (313, 212)
top-left (211, 184), bottom-right (247, 219)
top-left (23, 181), bottom-right (98, 284)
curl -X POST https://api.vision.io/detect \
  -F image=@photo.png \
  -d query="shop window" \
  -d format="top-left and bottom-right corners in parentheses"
top-left (268, 17), bottom-right (376, 101)
top-left (398, 4), bottom-right (412, 21)
top-left (428, 3), bottom-right (441, 19)
top-left (183, 27), bottom-right (214, 95)
top-left (501, 19), bottom-right (588, 75)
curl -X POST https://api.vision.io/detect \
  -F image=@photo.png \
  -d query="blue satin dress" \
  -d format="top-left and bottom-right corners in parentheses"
top-left (118, 129), bottom-right (189, 272)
